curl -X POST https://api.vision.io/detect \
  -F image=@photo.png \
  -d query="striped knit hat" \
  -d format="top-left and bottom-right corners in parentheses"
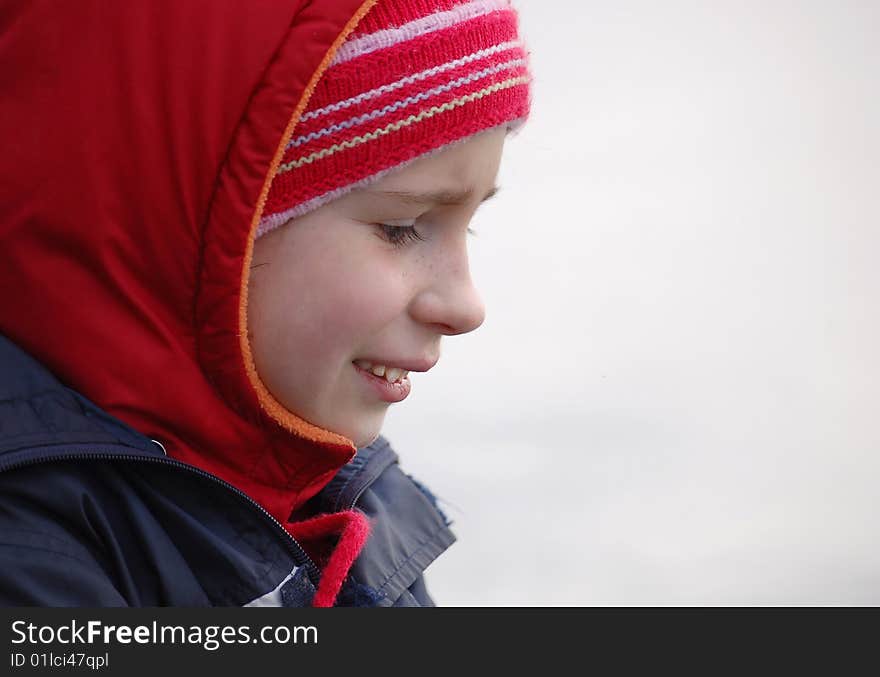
top-left (257, 0), bottom-right (532, 237)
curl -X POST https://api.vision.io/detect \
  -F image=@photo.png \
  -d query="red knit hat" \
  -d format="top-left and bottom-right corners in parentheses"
top-left (258, 0), bottom-right (532, 237)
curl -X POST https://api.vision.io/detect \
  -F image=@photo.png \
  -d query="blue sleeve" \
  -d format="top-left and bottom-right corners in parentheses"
top-left (0, 462), bottom-right (131, 607)
top-left (0, 530), bottom-right (128, 606)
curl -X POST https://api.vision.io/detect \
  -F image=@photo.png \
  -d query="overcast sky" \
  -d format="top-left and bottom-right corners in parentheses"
top-left (382, 0), bottom-right (879, 605)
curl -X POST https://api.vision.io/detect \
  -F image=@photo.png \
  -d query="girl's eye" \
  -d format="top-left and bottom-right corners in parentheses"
top-left (378, 223), bottom-right (425, 247)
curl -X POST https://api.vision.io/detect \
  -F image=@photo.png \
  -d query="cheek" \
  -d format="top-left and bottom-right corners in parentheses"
top-left (309, 260), bottom-right (409, 355)
top-left (250, 246), bottom-right (410, 373)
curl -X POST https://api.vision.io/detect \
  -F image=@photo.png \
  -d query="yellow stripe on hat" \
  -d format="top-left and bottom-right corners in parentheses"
top-left (276, 74), bottom-right (530, 174)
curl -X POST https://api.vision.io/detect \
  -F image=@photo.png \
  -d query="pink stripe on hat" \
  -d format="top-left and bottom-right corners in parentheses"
top-left (259, 0), bottom-right (532, 238)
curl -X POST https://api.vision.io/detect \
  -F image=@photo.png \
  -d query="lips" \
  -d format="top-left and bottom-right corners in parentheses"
top-left (351, 355), bottom-right (438, 404)
top-left (352, 355), bottom-right (438, 374)
top-left (352, 359), bottom-right (408, 384)
top-left (352, 360), bottom-right (412, 403)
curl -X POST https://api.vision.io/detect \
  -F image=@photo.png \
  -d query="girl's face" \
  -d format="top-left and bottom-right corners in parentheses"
top-left (247, 127), bottom-right (506, 447)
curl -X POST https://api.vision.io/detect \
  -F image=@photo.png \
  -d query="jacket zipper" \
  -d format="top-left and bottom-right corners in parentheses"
top-left (0, 446), bottom-right (322, 582)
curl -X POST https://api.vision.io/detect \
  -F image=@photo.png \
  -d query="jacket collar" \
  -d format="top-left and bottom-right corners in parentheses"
top-left (320, 436), bottom-right (456, 606)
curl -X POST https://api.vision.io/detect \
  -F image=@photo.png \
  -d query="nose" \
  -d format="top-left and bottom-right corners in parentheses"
top-left (408, 242), bottom-right (486, 336)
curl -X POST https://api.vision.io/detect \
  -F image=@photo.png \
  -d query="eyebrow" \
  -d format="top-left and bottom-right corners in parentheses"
top-left (364, 185), bottom-right (500, 206)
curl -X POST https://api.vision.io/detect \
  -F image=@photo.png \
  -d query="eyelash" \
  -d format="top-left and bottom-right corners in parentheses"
top-left (377, 223), bottom-right (479, 247)
top-left (379, 223), bottom-right (426, 247)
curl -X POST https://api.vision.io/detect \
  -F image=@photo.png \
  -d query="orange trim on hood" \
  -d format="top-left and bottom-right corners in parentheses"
top-left (2, 1), bottom-right (384, 522)
top-left (240, 0), bottom-right (381, 450)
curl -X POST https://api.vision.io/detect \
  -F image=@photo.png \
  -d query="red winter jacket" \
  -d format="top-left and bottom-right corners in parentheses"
top-left (0, 0), bottom-right (387, 606)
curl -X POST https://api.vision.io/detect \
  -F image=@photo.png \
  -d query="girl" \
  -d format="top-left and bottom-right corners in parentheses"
top-left (0, 0), bottom-right (531, 606)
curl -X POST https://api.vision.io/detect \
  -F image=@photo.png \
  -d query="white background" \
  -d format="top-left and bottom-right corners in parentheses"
top-left (382, 0), bottom-right (879, 605)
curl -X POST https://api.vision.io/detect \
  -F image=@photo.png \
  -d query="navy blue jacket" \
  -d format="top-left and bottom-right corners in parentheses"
top-left (0, 334), bottom-right (455, 606)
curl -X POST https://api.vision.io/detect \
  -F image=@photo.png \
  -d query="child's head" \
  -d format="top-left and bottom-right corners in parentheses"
top-left (0, 0), bottom-right (530, 508)
top-left (248, 127), bottom-right (506, 447)
top-left (245, 0), bottom-right (531, 447)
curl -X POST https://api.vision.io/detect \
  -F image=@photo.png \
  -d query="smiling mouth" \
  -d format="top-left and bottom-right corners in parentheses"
top-left (352, 359), bottom-right (409, 384)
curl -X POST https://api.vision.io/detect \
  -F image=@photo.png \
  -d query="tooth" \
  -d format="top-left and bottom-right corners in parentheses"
top-left (401, 370), bottom-right (409, 379)
top-left (371, 364), bottom-right (386, 377)
top-left (354, 359), bottom-right (373, 370)
top-left (385, 367), bottom-right (403, 383)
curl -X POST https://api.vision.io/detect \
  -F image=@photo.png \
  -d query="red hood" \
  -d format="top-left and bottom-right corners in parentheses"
top-left (0, 0), bottom-right (380, 523)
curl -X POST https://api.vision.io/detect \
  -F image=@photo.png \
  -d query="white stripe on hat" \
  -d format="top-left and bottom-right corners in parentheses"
top-left (330, 0), bottom-right (513, 66)
top-left (302, 40), bottom-right (523, 123)
top-left (277, 75), bottom-right (530, 173)
top-left (258, 119), bottom-right (527, 237)
top-left (289, 58), bottom-right (527, 149)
